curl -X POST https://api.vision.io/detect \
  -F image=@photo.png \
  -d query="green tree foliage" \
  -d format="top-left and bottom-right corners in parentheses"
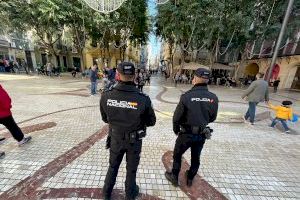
top-left (1, 0), bottom-right (149, 66)
top-left (156, 0), bottom-right (300, 63)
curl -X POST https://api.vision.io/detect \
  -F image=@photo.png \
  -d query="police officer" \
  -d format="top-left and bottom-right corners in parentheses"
top-left (165, 68), bottom-right (218, 187)
top-left (100, 62), bottom-right (156, 200)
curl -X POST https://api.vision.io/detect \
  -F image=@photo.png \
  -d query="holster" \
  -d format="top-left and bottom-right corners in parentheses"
top-left (128, 130), bottom-right (146, 143)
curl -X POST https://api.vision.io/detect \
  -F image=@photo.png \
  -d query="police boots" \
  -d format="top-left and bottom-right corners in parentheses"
top-left (185, 170), bottom-right (193, 187)
top-left (125, 185), bottom-right (139, 200)
top-left (165, 171), bottom-right (178, 186)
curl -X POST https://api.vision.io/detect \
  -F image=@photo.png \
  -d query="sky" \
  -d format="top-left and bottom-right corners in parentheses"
top-left (148, 0), bottom-right (161, 64)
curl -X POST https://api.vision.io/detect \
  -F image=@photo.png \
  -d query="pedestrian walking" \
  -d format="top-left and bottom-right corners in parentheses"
top-left (71, 67), bottom-right (77, 78)
top-left (273, 78), bottom-right (280, 93)
top-left (145, 71), bottom-right (151, 85)
top-left (136, 70), bottom-right (145, 92)
top-left (100, 62), bottom-right (156, 200)
top-left (174, 72), bottom-right (180, 87)
top-left (268, 101), bottom-right (293, 133)
top-left (90, 65), bottom-right (98, 95)
top-left (46, 62), bottom-right (52, 76)
top-left (242, 73), bottom-right (269, 125)
top-left (0, 84), bottom-right (32, 147)
top-left (165, 68), bottom-right (219, 187)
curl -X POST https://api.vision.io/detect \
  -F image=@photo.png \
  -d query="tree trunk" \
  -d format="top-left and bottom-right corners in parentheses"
top-left (80, 49), bottom-right (85, 72)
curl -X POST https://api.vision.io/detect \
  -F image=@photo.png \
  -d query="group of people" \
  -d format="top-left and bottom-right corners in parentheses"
top-left (88, 65), bottom-right (152, 95)
top-left (100, 63), bottom-right (218, 200)
top-left (211, 76), bottom-right (237, 87)
top-left (0, 59), bottom-right (28, 74)
top-left (37, 62), bottom-right (61, 77)
top-left (173, 72), bottom-right (191, 87)
top-left (135, 69), bottom-right (151, 92)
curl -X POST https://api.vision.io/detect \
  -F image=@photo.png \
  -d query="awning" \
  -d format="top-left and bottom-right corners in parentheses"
top-left (211, 63), bottom-right (235, 70)
top-left (175, 62), bottom-right (209, 70)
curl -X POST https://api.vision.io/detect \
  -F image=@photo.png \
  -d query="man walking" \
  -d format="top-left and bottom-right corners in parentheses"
top-left (165, 68), bottom-right (219, 187)
top-left (0, 84), bottom-right (32, 148)
top-left (100, 62), bottom-right (156, 200)
top-left (273, 78), bottom-right (280, 93)
top-left (90, 65), bottom-right (98, 95)
top-left (242, 73), bottom-right (269, 125)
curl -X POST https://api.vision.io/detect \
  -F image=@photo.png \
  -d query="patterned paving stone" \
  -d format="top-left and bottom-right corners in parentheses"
top-left (0, 74), bottom-right (299, 200)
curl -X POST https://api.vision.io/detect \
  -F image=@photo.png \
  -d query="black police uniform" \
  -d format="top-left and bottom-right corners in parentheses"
top-left (100, 62), bottom-right (156, 200)
top-left (167, 69), bottom-right (219, 186)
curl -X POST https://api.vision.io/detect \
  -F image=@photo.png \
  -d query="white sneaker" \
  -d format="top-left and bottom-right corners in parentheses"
top-left (285, 130), bottom-right (291, 133)
top-left (18, 136), bottom-right (32, 146)
top-left (242, 116), bottom-right (248, 123)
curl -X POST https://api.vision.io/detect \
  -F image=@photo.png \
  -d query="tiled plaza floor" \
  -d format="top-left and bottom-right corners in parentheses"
top-left (0, 73), bottom-right (299, 200)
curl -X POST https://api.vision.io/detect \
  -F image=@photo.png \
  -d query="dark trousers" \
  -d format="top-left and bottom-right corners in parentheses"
top-left (244, 102), bottom-right (258, 123)
top-left (103, 135), bottom-right (142, 197)
top-left (274, 86), bottom-right (278, 93)
top-left (0, 115), bottom-right (24, 142)
top-left (172, 133), bottom-right (206, 180)
top-left (137, 85), bottom-right (143, 92)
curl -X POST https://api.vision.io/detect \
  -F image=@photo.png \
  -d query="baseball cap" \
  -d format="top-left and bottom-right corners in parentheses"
top-left (195, 68), bottom-right (211, 79)
top-left (117, 62), bottom-right (135, 75)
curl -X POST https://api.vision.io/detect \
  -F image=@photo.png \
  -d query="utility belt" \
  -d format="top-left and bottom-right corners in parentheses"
top-left (180, 126), bottom-right (205, 135)
top-left (180, 125), bottom-right (213, 139)
top-left (126, 130), bottom-right (146, 143)
top-left (111, 129), bottom-right (146, 143)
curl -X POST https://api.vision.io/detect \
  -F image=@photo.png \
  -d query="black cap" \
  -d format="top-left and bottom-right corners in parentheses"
top-left (117, 62), bottom-right (135, 75)
top-left (282, 100), bottom-right (293, 106)
top-left (195, 68), bottom-right (210, 79)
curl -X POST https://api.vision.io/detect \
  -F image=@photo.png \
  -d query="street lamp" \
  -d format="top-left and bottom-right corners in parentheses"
top-left (82, 0), bottom-right (127, 14)
top-left (267, 0), bottom-right (294, 81)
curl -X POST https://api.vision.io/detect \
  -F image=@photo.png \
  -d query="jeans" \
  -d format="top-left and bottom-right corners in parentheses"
top-left (0, 115), bottom-right (24, 142)
top-left (245, 102), bottom-right (258, 123)
top-left (0, 66), bottom-right (5, 72)
top-left (271, 118), bottom-right (289, 131)
top-left (91, 81), bottom-right (97, 94)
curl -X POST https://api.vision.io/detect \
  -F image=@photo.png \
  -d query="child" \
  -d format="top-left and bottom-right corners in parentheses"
top-left (269, 101), bottom-right (293, 133)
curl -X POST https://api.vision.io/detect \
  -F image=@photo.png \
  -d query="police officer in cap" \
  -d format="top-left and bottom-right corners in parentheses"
top-left (100, 62), bottom-right (156, 200)
top-left (165, 68), bottom-right (218, 187)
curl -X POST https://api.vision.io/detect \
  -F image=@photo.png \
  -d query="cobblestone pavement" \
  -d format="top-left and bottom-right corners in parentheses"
top-left (0, 74), bottom-right (299, 200)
